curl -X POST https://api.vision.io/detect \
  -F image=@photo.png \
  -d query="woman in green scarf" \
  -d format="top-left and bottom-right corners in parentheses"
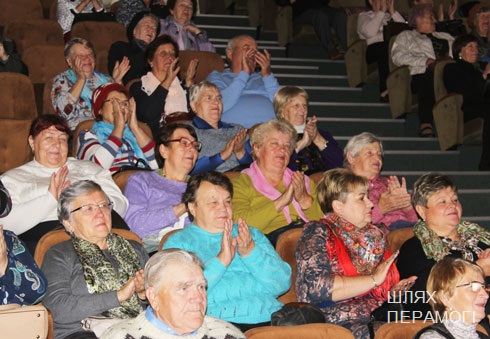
top-left (396, 172), bottom-right (490, 319)
top-left (42, 180), bottom-right (149, 339)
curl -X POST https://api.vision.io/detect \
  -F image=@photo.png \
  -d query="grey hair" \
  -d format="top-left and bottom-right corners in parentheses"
top-left (57, 180), bottom-right (107, 224)
top-left (250, 119), bottom-right (297, 160)
top-left (226, 34), bottom-right (254, 51)
top-left (343, 132), bottom-right (383, 168)
top-left (64, 37), bottom-right (95, 58)
top-left (189, 80), bottom-right (220, 104)
top-left (408, 4), bottom-right (432, 28)
top-left (412, 172), bottom-right (457, 207)
top-left (144, 249), bottom-right (204, 289)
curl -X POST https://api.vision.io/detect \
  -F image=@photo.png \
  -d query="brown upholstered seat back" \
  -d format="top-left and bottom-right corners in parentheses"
top-left (0, 119), bottom-right (33, 174)
top-left (4, 20), bottom-right (63, 55)
top-left (178, 51), bottom-right (225, 84)
top-left (387, 227), bottom-right (414, 253)
top-left (71, 21), bottom-right (127, 58)
top-left (0, 0), bottom-right (43, 32)
top-left (245, 323), bottom-right (355, 339)
top-left (276, 227), bottom-right (303, 304)
top-left (0, 73), bottom-right (38, 119)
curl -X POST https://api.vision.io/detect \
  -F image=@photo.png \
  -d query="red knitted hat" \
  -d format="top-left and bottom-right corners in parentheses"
top-left (91, 83), bottom-right (130, 116)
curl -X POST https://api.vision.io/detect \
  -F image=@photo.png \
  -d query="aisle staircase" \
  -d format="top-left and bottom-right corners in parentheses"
top-left (194, 13), bottom-right (490, 228)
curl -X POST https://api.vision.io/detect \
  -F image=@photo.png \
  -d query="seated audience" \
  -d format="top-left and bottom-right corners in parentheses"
top-left (42, 180), bottom-right (148, 339)
top-left (273, 85), bottom-right (342, 175)
top-left (290, 0), bottom-right (347, 59)
top-left (101, 249), bottom-right (245, 338)
top-left (444, 34), bottom-right (490, 123)
top-left (163, 172), bottom-right (291, 332)
top-left (188, 81), bottom-right (252, 174)
top-left (124, 123), bottom-right (199, 253)
top-left (57, 0), bottom-right (105, 41)
top-left (0, 184), bottom-right (46, 306)
top-left (206, 35), bottom-right (280, 128)
top-left (51, 38), bottom-right (130, 131)
top-left (391, 4), bottom-right (454, 137)
top-left (76, 83), bottom-right (158, 174)
top-left (396, 173), bottom-right (490, 318)
top-left (415, 257), bottom-right (488, 339)
top-left (358, 0), bottom-right (405, 101)
top-left (468, 2), bottom-right (490, 66)
top-left (231, 120), bottom-right (323, 246)
top-left (160, 0), bottom-right (215, 52)
top-left (109, 11), bottom-right (160, 85)
top-left (413, 0), bottom-right (461, 35)
top-left (344, 132), bottom-right (417, 230)
top-left (0, 115), bottom-right (128, 254)
top-left (130, 35), bottom-right (197, 138)
top-left (295, 168), bottom-right (416, 338)
top-left (0, 36), bottom-right (28, 75)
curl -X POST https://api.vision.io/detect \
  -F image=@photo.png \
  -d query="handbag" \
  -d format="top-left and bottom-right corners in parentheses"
top-left (271, 302), bottom-right (326, 326)
top-left (0, 304), bottom-right (48, 339)
top-left (81, 316), bottom-right (125, 337)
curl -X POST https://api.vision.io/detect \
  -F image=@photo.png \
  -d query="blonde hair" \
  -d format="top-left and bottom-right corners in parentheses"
top-left (273, 86), bottom-right (308, 119)
top-left (249, 120), bottom-right (296, 160)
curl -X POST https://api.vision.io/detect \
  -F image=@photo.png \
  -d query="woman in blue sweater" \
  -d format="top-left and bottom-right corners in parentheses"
top-left (163, 171), bottom-right (291, 332)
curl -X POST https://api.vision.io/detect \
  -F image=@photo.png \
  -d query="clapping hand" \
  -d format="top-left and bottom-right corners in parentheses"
top-left (236, 217), bottom-right (254, 257)
top-left (48, 166), bottom-right (70, 201)
top-left (255, 49), bottom-right (272, 77)
top-left (161, 58), bottom-right (180, 89)
top-left (112, 56), bottom-right (131, 85)
top-left (233, 129), bottom-right (248, 159)
top-left (217, 219), bottom-right (237, 267)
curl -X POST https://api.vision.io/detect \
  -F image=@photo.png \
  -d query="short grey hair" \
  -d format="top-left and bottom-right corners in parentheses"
top-left (408, 4), bottom-right (432, 28)
top-left (343, 132), bottom-right (383, 168)
top-left (144, 249), bottom-right (204, 289)
top-left (412, 172), bottom-right (457, 207)
top-left (64, 37), bottom-right (95, 58)
top-left (58, 180), bottom-right (107, 223)
top-left (250, 119), bottom-right (297, 159)
top-left (226, 34), bottom-right (254, 51)
top-left (189, 80), bottom-right (220, 104)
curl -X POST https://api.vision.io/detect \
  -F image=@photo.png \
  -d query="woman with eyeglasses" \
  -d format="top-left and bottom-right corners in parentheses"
top-left (396, 173), bottom-right (490, 319)
top-left (415, 257), bottom-right (489, 339)
top-left (42, 180), bottom-right (148, 339)
top-left (124, 123), bottom-right (200, 253)
top-left (0, 115), bottom-right (128, 254)
top-left (76, 83), bottom-right (159, 174)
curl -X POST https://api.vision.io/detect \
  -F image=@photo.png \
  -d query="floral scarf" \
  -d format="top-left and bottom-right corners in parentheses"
top-left (413, 220), bottom-right (490, 261)
top-left (71, 233), bottom-right (143, 319)
top-left (324, 213), bottom-right (399, 300)
top-left (92, 120), bottom-right (146, 163)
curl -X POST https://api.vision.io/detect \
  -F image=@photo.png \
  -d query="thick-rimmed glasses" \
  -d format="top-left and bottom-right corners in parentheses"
top-left (165, 137), bottom-right (202, 151)
top-left (70, 201), bottom-right (114, 215)
top-left (105, 98), bottom-right (130, 109)
top-left (456, 281), bottom-right (487, 293)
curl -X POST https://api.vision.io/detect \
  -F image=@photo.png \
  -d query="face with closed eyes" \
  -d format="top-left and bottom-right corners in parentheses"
top-left (333, 185), bottom-right (373, 228)
top-left (280, 95), bottom-right (308, 126)
top-left (348, 142), bottom-right (383, 180)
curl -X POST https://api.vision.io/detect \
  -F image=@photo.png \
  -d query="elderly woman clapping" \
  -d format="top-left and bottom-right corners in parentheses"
top-left (231, 119), bottom-right (323, 246)
top-left (397, 173), bottom-right (490, 319)
top-left (415, 257), bottom-right (489, 338)
top-left (345, 132), bottom-right (417, 230)
top-left (189, 81), bottom-right (252, 174)
top-left (51, 38), bottom-right (130, 131)
top-left (42, 180), bottom-right (148, 339)
top-left (295, 169), bottom-right (417, 338)
top-left (391, 4), bottom-right (454, 137)
top-left (76, 83), bottom-right (159, 174)
top-left (0, 115), bottom-right (128, 254)
top-left (163, 172), bottom-right (291, 331)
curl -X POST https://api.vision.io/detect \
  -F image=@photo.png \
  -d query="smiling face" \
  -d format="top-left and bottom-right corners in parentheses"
top-left (348, 142), bottom-right (383, 180)
top-left (63, 190), bottom-right (112, 248)
top-left (150, 43), bottom-right (176, 74)
top-left (254, 131), bottom-right (292, 175)
top-left (476, 12), bottom-right (490, 36)
top-left (190, 87), bottom-right (223, 129)
top-left (67, 43), bottom-right (95, 77)
top-left (133, 16), bottom-right (158, 45)
top-left (161, 128), bottom-right (198, 177)
top-left (99, 90), bottom-right (130, 125)
top-left (415, 186), bottom-right (462, 237)
top-left (280, 95), bottom-right (308, 126)
top-left (445, 269), bottom-right (488, 325)
top-left (227, 36), bottom-right (257, 74)
top-left (460, 41), bottom-right (479, 64)
top-left (171, 0), bottom-right (193, 24)
top-left (333, 185), bottom-right (373, 228)
top-left (149, 262), bottom-right (207, 335)
top-left (188, 181), bottom-right (233, 233)
top-left (29, 125), bottom-right (69, 168)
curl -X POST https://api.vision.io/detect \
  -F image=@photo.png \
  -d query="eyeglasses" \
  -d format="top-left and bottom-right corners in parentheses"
top-left (165, 137), bottom-right (202, 151)
top-left (105, 98), bottom-right (130, 109)
top-left (456, 281), bottom-right (487, 293)
top-left (70, 201), bottom-right (114, 215)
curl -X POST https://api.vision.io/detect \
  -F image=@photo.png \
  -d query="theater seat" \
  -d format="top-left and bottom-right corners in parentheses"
top-left (0, 119), bottom-right (33, 173)
top-left (245, 323), bottom-right (354, 339)
top-left (4, 20), bottom-right (63, 55)
top-left (178, 50), bottom-right (225, 83)
top-left (276, 228), bottom-right (303, 304)
top-left (0, 73), bottom-right (38, 119)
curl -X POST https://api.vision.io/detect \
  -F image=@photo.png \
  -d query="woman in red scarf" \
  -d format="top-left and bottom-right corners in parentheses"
top-left (295, 168), bottom-right (417, 338)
